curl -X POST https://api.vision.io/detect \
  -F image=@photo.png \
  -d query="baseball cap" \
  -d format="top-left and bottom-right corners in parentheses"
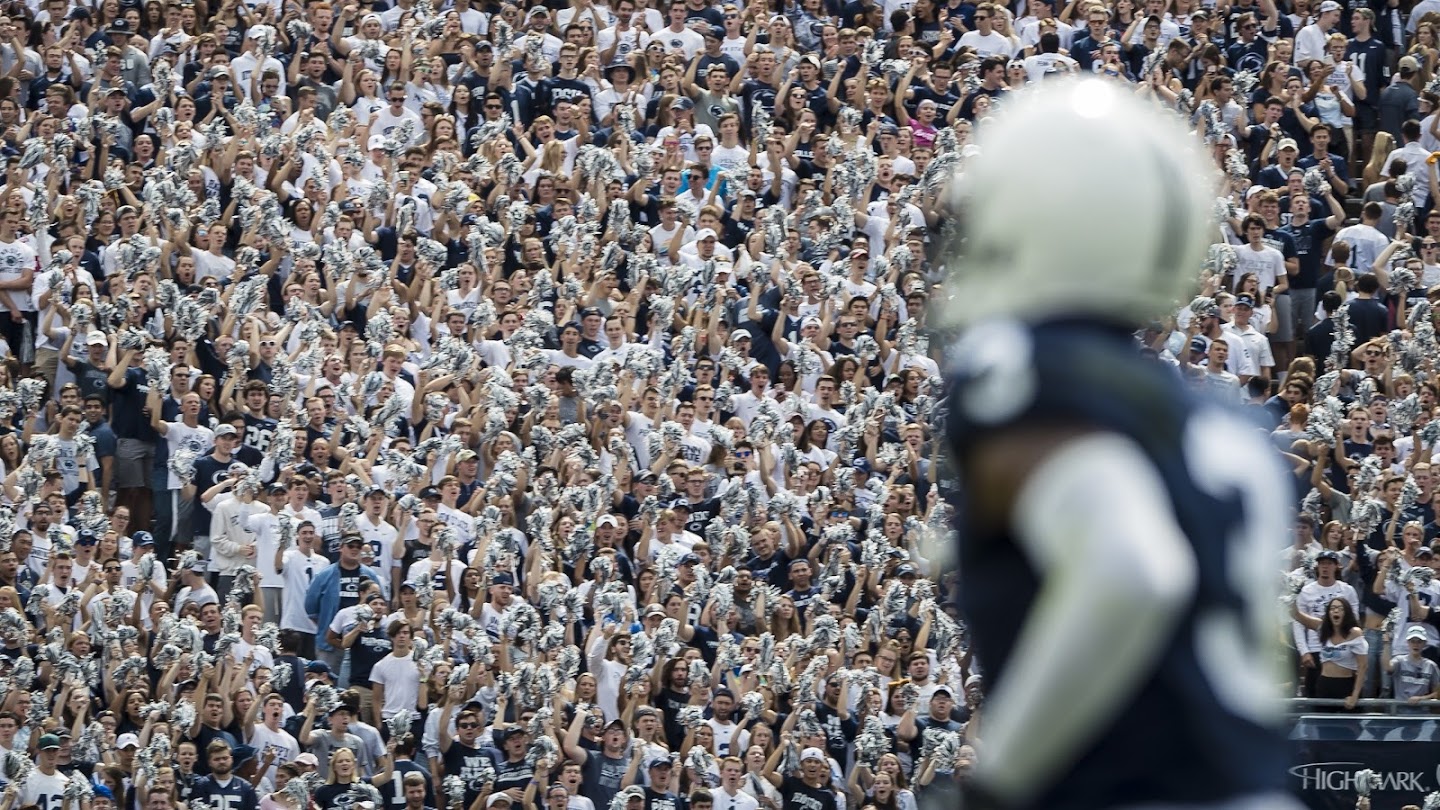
top-left (1408, 626), bottom-right (1430, 641)
top-left (645, 604), bottom-right (666, 618)
top-left (1316, 549), bottom-right (1342, 563)
top-left (695, 228), bottom-right (718, 241)
top-left (306, 660), bottom-right (334, 675)
top-left (731, 326), bottom-right (751, 340)
top-left (670, 97), bottom-right (695, 111)
top-left (800, 748), bottom-right (826, 763)
top-left (420, 486), bottom-right (442, 499)
top-left (1402, 55), bottom-right (1422, 73)
top-left (295, 753), bottom-right (319, 766)
top-left (895, 563), bottom-right (917, 577)
top-left (368, 134), bottom-right (387, 151)
top-left (597, 515), bottom-right (619, 528)
top-left (497, 726), bottom-right (526, 741)
top-left (487, 796), bottom-right (513, 808)
top-left (706, 25), bottom-right (725, 39)
top-left (267, 483), bottom-right (288, 496)
top-left (932, 686), bottom-right (954, 699)
top-left (67, 6), bottom-right (91, 19)
top-left (1234, 294), bottom-right (1255, 309)
top-left (491, 572), bottom-right (515, 585)
top-left (77, 530), bottom-right (97, 546)
top-left (133, 531), bottom-right (154, 547)
top-left (342, 535), bottom-right (365, 547)
top-left (1276, 138), bottom-right (1298, 152)
top-left (37, 734), bottom-right (60, 750)
top-left (648, 756), bottom-right (673, 769)
top-left (108, 18), bottom-right (130, 32)
top-left (228, 461), bottom-right (250, 474)
top-left (1189, 336), bottom-right (1207, 354)
top-left (86, 330), bottom-right (108, 346)
top-left (679, 553), bottom-right (700, 565)
top-left (1318, 0), bottom-right (1341, 10)
top-left (214, 424), bottom-right (239, 438)
top-left (117, 733), bottom-right (140, 749)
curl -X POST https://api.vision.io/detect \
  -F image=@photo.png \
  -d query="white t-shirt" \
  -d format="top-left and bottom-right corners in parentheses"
top-left (957, 29), bottom-right (1015, 57)
top-left (369, 651), bottom-right (421, 719)
top-left (163, 422), bottom-right (215, 489)
top-left (597, 25), bottom-right (650, 66)
top-left (250, 723), bottom-right (300, 784)
top-left (654, 25), bottom-right (704, 58)
top-left (1231, 243), bottom-right (1286, 292)
top-left (247, 512), bottom-right (286, 589)
top-left (279, 548), bottom-right (331, 633)
top-left (1335, 223), bottom-right (1390, 274)
top-left (0, 238), bottom-right (36, 312)
top-left (22, 768), bottom-right (68, 809)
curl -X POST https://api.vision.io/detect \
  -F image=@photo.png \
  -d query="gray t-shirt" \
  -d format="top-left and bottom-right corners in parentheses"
top-left (1391, 654), bottom-right (1440, 704)
top-left (308, 729), bottom-right (365, 778)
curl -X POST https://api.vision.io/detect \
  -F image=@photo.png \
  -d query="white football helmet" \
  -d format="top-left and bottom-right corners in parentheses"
top-left (939, 80), bottom-right (1218, 328)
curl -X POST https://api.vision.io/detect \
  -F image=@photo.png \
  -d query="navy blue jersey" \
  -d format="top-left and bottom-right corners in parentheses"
top-left (946, 320), bottom-right (1289, 810)
top-left (192, 774), bottom-right (259, 810)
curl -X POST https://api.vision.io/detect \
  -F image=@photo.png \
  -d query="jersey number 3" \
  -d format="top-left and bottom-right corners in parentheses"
top-left (1184, 410), bottom-right (1288, 725)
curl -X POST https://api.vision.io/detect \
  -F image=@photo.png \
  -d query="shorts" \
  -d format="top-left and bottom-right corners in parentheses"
top-left (1290, 288), bottom-right (1317, 335)
top-left (1353, 103), bottom-right (1379, 131)
top-left (1273, 292), bottom-right (1294, 343)
top-left (113, 439), bottom-right (153, 489)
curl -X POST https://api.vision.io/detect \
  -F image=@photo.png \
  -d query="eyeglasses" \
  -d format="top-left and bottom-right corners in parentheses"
top-left (458, 723), bottom-right (479, 729)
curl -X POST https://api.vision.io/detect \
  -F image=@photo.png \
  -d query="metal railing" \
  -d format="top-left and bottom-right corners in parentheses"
top-left (1287, 697), bottom-right (1440, 716)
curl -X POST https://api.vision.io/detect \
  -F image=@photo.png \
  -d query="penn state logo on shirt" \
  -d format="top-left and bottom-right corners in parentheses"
top-left (1234, 51), bottom-right (1264, 73)
top-left (670, 37), bottom-right (684, 48)
top-left (709, 104), bottom-right (725, 118)
top-left (953, 319), bottom-right (1037, 426)
top-left (180, 434), bottom-right (208, 455)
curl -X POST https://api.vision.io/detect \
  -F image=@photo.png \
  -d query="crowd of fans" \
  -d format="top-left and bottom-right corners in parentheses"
top-left (0, 0), bottom-right (985, 803)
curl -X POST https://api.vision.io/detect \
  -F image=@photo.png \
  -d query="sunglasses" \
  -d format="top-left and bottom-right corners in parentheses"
top-left (458, 723), bottom-right (479, 729)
